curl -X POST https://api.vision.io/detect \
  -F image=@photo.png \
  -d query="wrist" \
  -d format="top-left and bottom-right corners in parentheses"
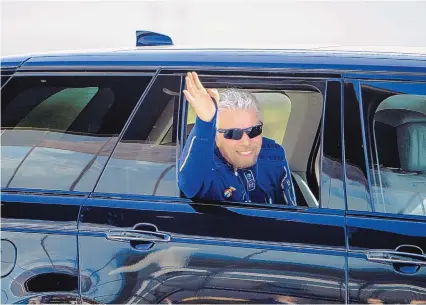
top-left (194, 113), bottom-right (217, 139)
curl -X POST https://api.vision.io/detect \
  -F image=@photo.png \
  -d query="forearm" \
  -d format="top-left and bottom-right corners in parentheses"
top-left (178, 115), bottom-right (216, 198)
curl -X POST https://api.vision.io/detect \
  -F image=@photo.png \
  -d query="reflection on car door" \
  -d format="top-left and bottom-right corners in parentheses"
top-left (1, 193), bottom-right (82, 304)
top-left (77, 74), bottom-right (347, 304)
top-left (79, 198), bottom-right (347, 304)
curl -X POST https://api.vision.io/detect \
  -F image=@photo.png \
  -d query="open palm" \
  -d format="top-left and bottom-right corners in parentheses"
top-left (183, 72), bottom-right (218, 122)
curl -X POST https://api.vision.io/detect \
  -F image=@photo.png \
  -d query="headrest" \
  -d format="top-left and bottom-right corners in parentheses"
top-left (397, 122), bottom-right (426, 172)
top-left (375, 95), bottom-right (426, 127)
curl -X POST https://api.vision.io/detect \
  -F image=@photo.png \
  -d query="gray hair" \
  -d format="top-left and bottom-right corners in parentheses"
top-left (217, 88), bottom-right (262, 121)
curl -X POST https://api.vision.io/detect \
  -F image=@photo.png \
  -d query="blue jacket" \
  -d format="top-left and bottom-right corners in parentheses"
top-left (178, 114), bottom-right (296, 205)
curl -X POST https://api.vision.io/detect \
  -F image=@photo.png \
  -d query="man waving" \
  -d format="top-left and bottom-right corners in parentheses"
top-left (178, 72), bottom-right (296, 205)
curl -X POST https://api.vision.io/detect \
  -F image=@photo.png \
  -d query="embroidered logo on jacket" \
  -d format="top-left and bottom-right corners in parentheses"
top-left (224, 187), bottom-right (236, 198)
top-left (244, 170), bottom-right (256, 191)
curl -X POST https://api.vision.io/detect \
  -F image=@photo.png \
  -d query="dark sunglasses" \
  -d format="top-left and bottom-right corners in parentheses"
top-left (217, 122), bottom-right (263, 140)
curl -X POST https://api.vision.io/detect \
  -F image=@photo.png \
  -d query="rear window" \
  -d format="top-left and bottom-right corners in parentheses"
top-left (1, 75), bottom-right (151, 192)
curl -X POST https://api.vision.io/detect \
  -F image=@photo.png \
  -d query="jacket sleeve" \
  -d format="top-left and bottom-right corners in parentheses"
top-left (278, 148), bottom-right (297, 206)
top-left (178, 115), bottom-right (217, 198)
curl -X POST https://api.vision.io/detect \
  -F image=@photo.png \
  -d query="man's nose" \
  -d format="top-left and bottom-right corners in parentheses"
top-left (240, 132), bottom-right (250, 145)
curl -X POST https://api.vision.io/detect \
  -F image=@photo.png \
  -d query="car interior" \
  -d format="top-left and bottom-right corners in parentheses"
top-left (280, 89), bottom-right (322, 208)
top-left (369, 94), bottom-right (426, 215)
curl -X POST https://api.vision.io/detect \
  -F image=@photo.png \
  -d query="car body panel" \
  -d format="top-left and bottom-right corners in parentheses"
top-left (0, 193), bottom-right (83, 304)
top-left (1, 46), bottom-right (426, 304)
top-left (1, 48), bottom-right (423, 76)
top-left (0, 55), bottom-right (30, 69)
top-left (79, 198), bottom-right (346, 304)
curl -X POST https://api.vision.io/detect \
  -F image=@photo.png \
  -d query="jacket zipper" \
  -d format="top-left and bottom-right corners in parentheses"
top-left (234, 168), bottom-right (250, 203)
top-left (235, 167), bottom-right (272, 204)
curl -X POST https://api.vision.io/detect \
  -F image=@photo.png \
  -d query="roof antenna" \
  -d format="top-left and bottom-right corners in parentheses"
top-left (136, 31), bottom-right (173, 47)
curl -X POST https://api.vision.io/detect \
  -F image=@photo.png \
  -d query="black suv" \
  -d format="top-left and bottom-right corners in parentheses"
top-left (1, 33), bottom-right (426, 304)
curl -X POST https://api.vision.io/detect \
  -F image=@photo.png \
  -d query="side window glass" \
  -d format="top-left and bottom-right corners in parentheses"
top-left (1, 75), bottom-right (151, 192)
top-left (94, 75), bottom-right (182, 197)
top-left (346, 81), bottom-right (426, 216)
top-left (364, 82), bottom-right (426, 216)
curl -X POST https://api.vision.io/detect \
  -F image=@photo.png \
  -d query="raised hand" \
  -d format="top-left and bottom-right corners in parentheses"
top-left (183, 72), bottom-right (218, 122)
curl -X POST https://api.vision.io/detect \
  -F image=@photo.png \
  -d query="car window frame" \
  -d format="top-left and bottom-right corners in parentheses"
top-left (182, 73), bottom-right (324, 205)
top-left (343, 77), bottom-right (426, 221)
top-left (1, 70), bottom-right (14, 89)
top-left (90, 69), bottom-right (346, 214)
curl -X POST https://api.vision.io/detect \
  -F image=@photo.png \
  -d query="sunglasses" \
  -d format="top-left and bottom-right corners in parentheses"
top-left (217, 123), bottom-right (263, 140)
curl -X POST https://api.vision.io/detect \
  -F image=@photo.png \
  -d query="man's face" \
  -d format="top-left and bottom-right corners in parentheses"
top-left (216, 108), bottom-right (262, 169)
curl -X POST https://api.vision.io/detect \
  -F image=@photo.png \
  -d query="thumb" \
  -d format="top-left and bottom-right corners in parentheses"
top-left (207, 88), bottom-right (219, 103)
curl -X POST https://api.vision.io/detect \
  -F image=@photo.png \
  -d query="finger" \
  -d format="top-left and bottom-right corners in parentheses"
top-left (186, 72), bottom-right (193, 86)
top-left (185, 72), bottom-right (194, 88)
top-left (186, 76), bottom-right (196, 95)
top-left (192, 72), bottom-right (206, 93)
top-left (183, 90), bottom-right (195, 104)
top-left (207, 88), bottom-right (219, 102)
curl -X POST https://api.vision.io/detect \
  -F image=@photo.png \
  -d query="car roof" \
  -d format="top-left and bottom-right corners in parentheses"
top-left (2, 46), bottom-right (426, 74)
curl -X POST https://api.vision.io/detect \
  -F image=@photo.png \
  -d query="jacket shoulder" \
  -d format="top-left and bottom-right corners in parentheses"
top-left (259, 137), bottom-right (286, 162)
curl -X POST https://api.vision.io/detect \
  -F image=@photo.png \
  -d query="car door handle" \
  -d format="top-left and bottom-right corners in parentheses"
top-left (367, 250), bottom-right (426, 266)
top-left (106, 229), bottom-right (171, 243)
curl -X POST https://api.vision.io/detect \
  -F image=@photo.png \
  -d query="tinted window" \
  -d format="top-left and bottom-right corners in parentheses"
top-left (1, 75), bottom-right (151, 192)
top-left (94, 75), bottom-right (182, 197)
top-left (346, 80), bottom-right (426, 216)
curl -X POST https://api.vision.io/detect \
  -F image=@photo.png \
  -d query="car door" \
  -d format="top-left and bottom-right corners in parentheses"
top-left (78, 72), bottom-right (348, 304)
top-left (343, 79), bottom-right (426, 303)
top-left (0, 72), bottom-right (152, 304)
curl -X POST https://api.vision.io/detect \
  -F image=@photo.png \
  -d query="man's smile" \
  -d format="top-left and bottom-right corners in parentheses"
top-left (237, 150), bottom-right (254, 156)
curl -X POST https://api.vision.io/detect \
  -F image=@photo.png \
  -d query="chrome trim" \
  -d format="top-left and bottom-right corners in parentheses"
top-left (15, 65), bottom-right (426, 77)
top-left (367, 249), bottom-right (426, 266)
top-left (106, 229), bottom-right (171, 243)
